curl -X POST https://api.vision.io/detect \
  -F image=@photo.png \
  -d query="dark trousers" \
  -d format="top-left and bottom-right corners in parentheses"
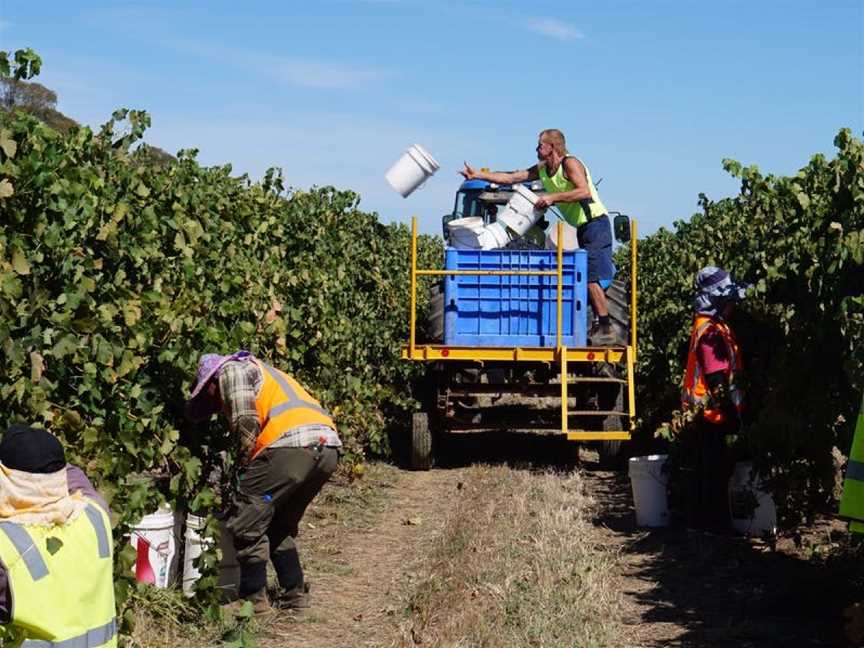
top-left (681, 419), bottom-right (734, 530)
top-left (227, 445), bottom-right (338, 592)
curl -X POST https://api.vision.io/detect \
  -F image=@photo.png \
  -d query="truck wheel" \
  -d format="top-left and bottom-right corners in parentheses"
top-left (425, 280), bottom-right (444, 343)
top-left (598, 385), bottom-right (626, 470)
top-left (410, 412), bottom-right (433, 470)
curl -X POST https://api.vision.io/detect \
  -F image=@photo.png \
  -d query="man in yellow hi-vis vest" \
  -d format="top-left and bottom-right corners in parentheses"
top-left (0, 424), bottom-right (116, 647)
top-left (839, 392), bottom-right (864, 534)
top-left (186, 351), bottom-right (341, 615)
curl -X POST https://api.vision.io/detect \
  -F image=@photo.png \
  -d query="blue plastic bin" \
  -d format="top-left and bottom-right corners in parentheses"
top-left (443, 248), bottom-right (588, 347)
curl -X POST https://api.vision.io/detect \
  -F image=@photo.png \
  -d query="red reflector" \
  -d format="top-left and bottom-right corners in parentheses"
top-left (441, 348), bottom-right (450, 357)
top-left (587, 352), bottom-right (595, 360)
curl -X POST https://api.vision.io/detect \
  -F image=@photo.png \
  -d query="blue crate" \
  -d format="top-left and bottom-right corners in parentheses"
top-left (443, 248), bottom-right (588, 347)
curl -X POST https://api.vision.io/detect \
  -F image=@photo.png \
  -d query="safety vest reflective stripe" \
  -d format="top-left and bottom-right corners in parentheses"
top-left (82, 505), bottom-right (110, 559)
top-left (847, 459), bottom-right (864, 482)
top-left (0, 523), bottom-right (49, 581)
top-left (21, 618), bottom-right (117, 648)
top-left (260, 363), bottom-right (333, 422)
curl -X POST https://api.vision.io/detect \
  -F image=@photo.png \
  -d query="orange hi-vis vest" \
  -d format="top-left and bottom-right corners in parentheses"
top-left (681, 314), bottom-right (744, 425)
top-left (252, 360), bottom-right (336, 457)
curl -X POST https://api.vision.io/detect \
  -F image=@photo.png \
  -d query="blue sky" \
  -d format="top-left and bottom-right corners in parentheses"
top-left (2, 1), bottom-right (862, 237)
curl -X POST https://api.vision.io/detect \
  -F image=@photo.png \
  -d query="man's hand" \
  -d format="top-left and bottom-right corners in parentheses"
top-left (460, 162), bottom-right (480, 180)
top-left (534, 194), bottom-right (556, 210)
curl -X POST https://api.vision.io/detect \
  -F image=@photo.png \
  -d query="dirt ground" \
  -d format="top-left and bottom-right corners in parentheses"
top-left (251, 433), bottom-right (861, 648)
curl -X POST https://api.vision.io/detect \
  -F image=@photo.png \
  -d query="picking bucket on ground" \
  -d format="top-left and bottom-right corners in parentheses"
top-left (496, 184), bottom-right (543, 236)
top-left (385, 144), bottom-right (440, 197)
top-left (182, 514), bottom-right (241, 600)
top-left (129, 507), bottom-right (179, 588)
top-left (628, 455), bottom-right (670, 527)
top-left (728, 461), bottom-right (777, 537)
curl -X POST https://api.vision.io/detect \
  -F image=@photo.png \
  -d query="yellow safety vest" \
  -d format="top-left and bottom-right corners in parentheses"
top-left (252, 360), bottom-right (336, 457)
top-left (840, 392), bottom-right (864, 533)
top-left (538, 156), bottom-right (608, 227)
top-left (0, 500), bottom-right (116, 647)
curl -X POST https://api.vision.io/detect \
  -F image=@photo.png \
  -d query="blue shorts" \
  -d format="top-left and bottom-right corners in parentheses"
top-left (577, 213), bottom-right (616, 285)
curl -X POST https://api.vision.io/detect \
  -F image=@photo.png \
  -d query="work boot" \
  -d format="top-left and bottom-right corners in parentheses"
top-left (275, 582), bottom-right (311, 610)
top-left (588, 322), bottom-right (621, 347)
top-left (221, 588), bottom-right (273, 617)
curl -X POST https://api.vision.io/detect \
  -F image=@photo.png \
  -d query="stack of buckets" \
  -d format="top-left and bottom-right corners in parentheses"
top-left (129, 508), bottom-right (239, 599)
top-left (385, 144), bottom-right (440, 198)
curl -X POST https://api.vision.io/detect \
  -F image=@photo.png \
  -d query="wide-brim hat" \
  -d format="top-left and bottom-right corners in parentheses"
top-left (694, 266), bottom-right (749, 315)
top-left (185, 350), bottom-right (253, 422)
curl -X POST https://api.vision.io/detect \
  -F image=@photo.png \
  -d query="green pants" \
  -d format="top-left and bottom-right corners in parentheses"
top-left (228, 445), bottom-right (338, 568)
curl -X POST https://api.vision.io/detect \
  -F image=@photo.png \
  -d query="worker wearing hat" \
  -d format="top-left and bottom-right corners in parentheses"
top-left (680, 267), bottom-right (750, 529)
top-left (185, 351), bottom-right (341, 614)
top-left (0, 424), bottom-right (116, 645)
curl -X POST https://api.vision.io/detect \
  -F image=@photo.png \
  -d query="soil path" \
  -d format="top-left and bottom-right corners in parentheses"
top-left (252, 450), bottom-right (853, 648)
top-left (583, 461), bottom-right (849, 647)
top-left (259, 466), bottom-right (469, 648)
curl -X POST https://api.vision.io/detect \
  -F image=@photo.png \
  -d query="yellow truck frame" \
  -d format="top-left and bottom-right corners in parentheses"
top-left (402, 218), bottom-right (637, 465)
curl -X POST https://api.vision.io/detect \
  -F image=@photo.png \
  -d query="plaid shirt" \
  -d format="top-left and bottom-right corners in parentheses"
top-left (218, 360), bottom-right (341, 463)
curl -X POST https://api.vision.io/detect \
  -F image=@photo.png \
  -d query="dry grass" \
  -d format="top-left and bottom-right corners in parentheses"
top-left (396, 465), bottom-right (624, 648)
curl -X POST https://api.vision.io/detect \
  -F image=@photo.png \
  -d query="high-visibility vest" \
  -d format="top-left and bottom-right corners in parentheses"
top-left (681, 314), bottom-right (745, 425)
top-left (0, 500), bottom-right (116, 647)
top-left (538, 156), bottom-right (608, 227)
top-left (252, 360), bottom-right (336, 457)
top-left (840, 392), bottom-right (864, 533)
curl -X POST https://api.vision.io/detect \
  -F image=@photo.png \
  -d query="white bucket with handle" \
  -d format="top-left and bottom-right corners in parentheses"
top-left (448, 217), bottom-right (510, 250)
top-left (728, 462), bottom-right (777, 537)
top-left (385, 144), bottom-right (440, 197)
top-left (129, 507), bottom-right (178, 588)
top-left (628, 455), bottom-right (670, 527)
top-left (497, 184), bottom-right (543, 236)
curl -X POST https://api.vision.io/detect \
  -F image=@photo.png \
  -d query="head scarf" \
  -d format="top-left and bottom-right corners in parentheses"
top-left (693, 266), bottom-right (749, 317)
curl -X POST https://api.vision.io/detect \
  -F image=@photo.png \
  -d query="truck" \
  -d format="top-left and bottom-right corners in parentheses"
top-left (403, 178), bottom-right (637, 470)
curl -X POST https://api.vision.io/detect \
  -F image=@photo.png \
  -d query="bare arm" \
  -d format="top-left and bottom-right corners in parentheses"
top-left (460, 162), bottom-right (539, 185)
top-left (534, 157), bottom-right (592, 209)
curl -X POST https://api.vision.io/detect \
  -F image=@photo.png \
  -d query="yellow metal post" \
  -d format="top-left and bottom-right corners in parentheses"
top-left (560, 345), bottom-right (568, 435)
top-left (409, 216), bottom-right (418, 360)
top-left (626, 344), bottom-right (636, 421)
top-left (630, 219), bottom-right (638, 362)
top-left (556, 220), bottom-right (563, 350)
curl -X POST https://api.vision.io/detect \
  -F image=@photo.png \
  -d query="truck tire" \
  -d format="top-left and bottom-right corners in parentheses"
top-left (598, 385), bottom-right (626, 470)
top-left (426, 280), bottom-right (444, 343)
top-left (410, 412), bottom-right (433, 470)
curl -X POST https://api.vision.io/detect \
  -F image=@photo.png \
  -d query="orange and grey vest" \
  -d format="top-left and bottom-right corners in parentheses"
top-left (681, 314), bottom-right (744, 425)
top-left (0, 499), bottom-right (116, 647)
top-left (252, 360), bottom-right (336, 457)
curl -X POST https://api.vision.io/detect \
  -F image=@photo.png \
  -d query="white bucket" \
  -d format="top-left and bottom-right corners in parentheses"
top-left (545, 221), bottom-right (580, 250)
top-left (628, 455), bottom-right (670, 527)
top-left (182, 514), bottom-right (209, 597)
top-left (497, 184), bottom-right (543, 236)
top-left (448, 217), bottom-right (511, 250)
top-left (182, 515), bottom-right (241, 600)
top-left (129, 507), bottom-right (178, 588)
top-left (385, 144), bottom-right (440, 197)
top-left (728, 462), bottom-right (777, 536)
